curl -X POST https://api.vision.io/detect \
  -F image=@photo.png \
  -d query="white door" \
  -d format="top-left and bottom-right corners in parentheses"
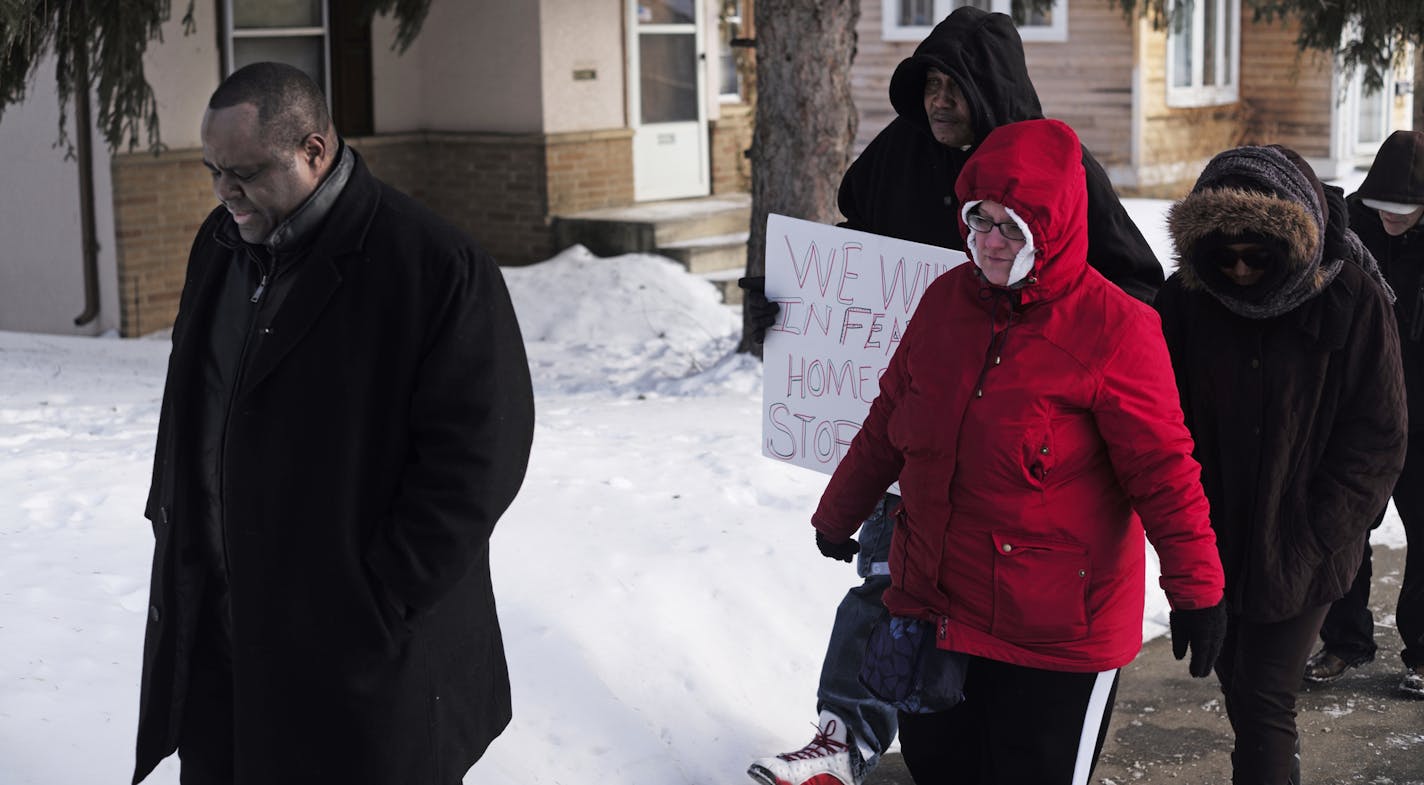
top-left (1353, 73), bottom-right (1390, 155)
top-left (629, 0), bottom-right (710, 201)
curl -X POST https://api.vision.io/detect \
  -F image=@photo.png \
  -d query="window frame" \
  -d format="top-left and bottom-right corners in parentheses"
top-left (221, 0), bottom-right (333, 100)
top-left (1164, 0), bottom-right (1240, 108)
top-left (881, 0), bottom-right (1068, 44)
top-left (717, 0), bottom-right (745, 103)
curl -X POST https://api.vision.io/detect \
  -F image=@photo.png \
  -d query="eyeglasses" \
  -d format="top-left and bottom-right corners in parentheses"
top-left (966, 210), bottom-right (1026, 242)
top-left (1217, 246), bottom-right (1275, 270)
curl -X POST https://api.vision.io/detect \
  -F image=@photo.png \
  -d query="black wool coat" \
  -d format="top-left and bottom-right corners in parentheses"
top-left (1155, 262), bottom-right (1406, 621)
top-left (133, 153), bottom-right (535, 784)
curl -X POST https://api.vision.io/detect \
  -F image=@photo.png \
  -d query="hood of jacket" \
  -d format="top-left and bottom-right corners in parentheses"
top-left (953, 118), bottom-right (1087, 304)
top-left (1168, 144), bottom-right (1344, 320)
top-left (1358, 129), bottom-right (1424, 206)
top-left (888, 6), bottom-right (1043, 147)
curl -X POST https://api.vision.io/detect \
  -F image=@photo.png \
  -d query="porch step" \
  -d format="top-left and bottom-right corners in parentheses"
top-left (551, 193), bottom-right (750, 252)
top-left (658, 231), bottom-right (749, 274)
top-left (550, 193), bottom-right (752, 303)
top-left (702, 267), bottom-right (746, 305)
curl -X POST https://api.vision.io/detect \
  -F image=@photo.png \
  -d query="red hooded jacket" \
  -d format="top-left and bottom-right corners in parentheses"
top-left (812, 119), bottom-right (1224, 672)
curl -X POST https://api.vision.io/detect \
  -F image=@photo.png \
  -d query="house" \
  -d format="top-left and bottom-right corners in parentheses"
top-left (0, 0), bottom-right (755, 337)
top-left (854, 0), bottom-right (1415, 196)
top-left (0, 0), bottom-right (1413, 338)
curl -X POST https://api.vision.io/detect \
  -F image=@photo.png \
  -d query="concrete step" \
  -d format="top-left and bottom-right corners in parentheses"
top-left (658, 231), bottom-right (749, 275)
top-left (551, 193), bottom-right (751, 257)
top-left (702, 267), bottom-right (746, 305)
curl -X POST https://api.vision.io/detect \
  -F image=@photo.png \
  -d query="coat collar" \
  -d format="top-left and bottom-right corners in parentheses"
top-left (264, 142), bottom-right (356, 254)
top-left (241, 151), bottom-right (382, 394)
top-left (193, 149), bottom-right (384, 396)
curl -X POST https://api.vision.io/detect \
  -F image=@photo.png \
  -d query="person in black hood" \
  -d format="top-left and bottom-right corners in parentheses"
top-left (837, 5), bottom-right (1162, 301)
top-left (1305, 129), bottom-right (1424, 699)
top-left (747, 9), bottom-right (1163, 785)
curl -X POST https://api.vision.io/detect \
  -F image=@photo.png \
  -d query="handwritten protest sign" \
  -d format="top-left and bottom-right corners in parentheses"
top-left (761, 214), bottom-right (967, 477)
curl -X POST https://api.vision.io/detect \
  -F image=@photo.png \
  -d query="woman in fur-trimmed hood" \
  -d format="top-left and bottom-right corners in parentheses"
top-left (1154, 144), bottom-right (1407, 784)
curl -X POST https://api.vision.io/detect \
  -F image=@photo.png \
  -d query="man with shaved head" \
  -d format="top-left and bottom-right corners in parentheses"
top-left (133, 61), bottom-right (535, 785)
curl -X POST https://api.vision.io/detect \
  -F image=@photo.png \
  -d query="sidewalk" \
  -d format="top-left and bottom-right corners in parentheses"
top-left (866, 545), bottom-right (1424, 785)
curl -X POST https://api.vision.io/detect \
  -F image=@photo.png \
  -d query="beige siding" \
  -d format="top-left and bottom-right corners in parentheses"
top-left (851, 2), bottom-right (918, 151)
top-left (1026, 3), bottom-right (1135, 170)
top-left (851, 3), bottom-right (1136, 170)
top-left (1238, 16), bottom-right (1336, 159)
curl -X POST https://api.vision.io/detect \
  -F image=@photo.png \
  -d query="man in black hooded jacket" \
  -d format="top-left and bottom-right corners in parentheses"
top-left (1304, 129), bottom-right (1424, 699)
top-left (748, 9), bottom-right (1163, 785)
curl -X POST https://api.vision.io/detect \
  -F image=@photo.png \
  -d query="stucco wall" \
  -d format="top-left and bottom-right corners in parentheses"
top-left (540, 0), bottom-right (626, 134)
top-left (0, 58), bottom-right (120, 336)
top-left (144, 0), bottom-right (222, 151)
top-left (372, 3), bottom-right (544, 133)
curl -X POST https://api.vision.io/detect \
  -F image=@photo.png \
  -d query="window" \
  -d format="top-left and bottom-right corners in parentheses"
top-left (221, 0), bottom-right (373, 135)
top-left (225, 0), bottom-right (329, 91)
top-left (883, 0), bottom-right (1067, 44)
top-left (718, 0), bottom-right (744, 101)
top-left (1165, 0), bottom-right (1239, 107)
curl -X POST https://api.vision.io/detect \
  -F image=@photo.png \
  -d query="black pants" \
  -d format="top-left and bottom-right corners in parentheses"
top-left (1318, 535), bottom-right (1379, 663)
top-left (1319, 432), bottom-right (1424, 669)
top-left (1216, 605), bottom-right (1329, 785)
top-left (897, 656), bottom-right (1118, 785)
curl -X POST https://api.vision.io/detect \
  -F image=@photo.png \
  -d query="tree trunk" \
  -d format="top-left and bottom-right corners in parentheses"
top-left (739, 0), bottom-right (859, 355)
top-left (1415, 53), bottom-right (1424, 133)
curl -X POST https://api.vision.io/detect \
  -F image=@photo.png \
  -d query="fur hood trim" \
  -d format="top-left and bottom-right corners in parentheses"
top-left (1168, 187), bottom-right (1321, 292)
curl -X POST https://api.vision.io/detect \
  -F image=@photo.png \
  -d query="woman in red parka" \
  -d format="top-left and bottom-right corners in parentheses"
top-left (811, 118), bottom-right (1226, 785)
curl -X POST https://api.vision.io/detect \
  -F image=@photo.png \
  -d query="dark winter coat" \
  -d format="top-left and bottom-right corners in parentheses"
top-left (1349, 129), bottom-right (1424, 432)
top-left (814, 120), bottom-right (1223, 673)
top-left (1156, 161), bottom-right (1406, 623)
top-left (133, 151), bottom-right (535, 784)
top-left (1348, 197), bottom-right (1424, 431)
top-left (837, 5), bottom-right (1162, 303)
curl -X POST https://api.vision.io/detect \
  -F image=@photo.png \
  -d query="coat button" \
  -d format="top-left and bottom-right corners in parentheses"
top-left (1078, 569), bottom-right (1087, 578)
top-left (148, 605), bottom-right (161, 623)
top-left (1039, 446), bottom-right (1050, 455)
top-left (1002, 543), bottom-right (1013, 553)
top-left (1251, 358), bottom-right (1260, 368)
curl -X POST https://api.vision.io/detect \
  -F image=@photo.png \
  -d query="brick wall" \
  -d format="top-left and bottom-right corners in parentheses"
top-left (544, 129), bottom-right (635, 214)
top-left (357, 133), bottom-right (551, 268)
top-left (108, 129), bottom-right (639, 334)
top-left (110, 148), bottom-right (215, 337)
top-left (711, 103), bottom-right (753, 194)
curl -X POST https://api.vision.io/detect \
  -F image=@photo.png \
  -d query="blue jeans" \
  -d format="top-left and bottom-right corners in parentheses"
top-left (815, 493), bottom-right (899, 766)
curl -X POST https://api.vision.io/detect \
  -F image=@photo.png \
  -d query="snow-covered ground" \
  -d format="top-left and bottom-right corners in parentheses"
top-left (0, 187), bottom-right (1405, 784)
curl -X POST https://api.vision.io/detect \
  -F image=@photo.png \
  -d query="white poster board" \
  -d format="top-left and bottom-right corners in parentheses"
top-left (761, 214), bottom-right (967, 477)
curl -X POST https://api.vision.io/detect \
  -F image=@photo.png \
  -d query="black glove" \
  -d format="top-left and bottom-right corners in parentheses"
top-left (1169, 601), bottom-right (1227, 678)
top-left (815, 531), bottom-right (860, 563)
top-left (738, 275), bottom-right (781, 345)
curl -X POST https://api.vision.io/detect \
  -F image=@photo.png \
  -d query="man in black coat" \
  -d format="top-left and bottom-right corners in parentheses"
top-left (132, 62), bottom-right (535, 785)
top-left (748, 9), bottom-right (1163, 785)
